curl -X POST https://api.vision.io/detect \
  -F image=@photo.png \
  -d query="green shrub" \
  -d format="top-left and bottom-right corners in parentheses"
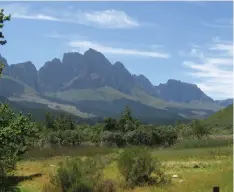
top-left (117, 147), bottom-right (168, 188)
top-left (0, 104), bottom-right (38, 176)
top-left (94, 179), bottom-right (117, 192)
top-left (101, 131), bottom-right (126, 147)
top-left (125, 129), bottom-right (151, 146)
top-left (191, 120), bottom-right (210, 139)
top-left (103, 117), bottom-right (118, 131)
top-left (149, 125), bottom-right (178, 146)
top-left (44, 157), bottom-right (103, 192)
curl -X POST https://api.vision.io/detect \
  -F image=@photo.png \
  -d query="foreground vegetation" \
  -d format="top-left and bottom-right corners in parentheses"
top-left (13, 145), bottom-right (234, 192)
top-left (0, 97), bottom-right (233, 192)
top-left (1, 101), bottom-right (232, 192)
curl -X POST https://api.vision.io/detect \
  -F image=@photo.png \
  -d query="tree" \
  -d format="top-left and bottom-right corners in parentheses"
top-left (53, 113), bottom-right (75, 130)
top-left (101, 131), bottom-right (126, 147)
top-left (118, 107), bottom-right (139, 132)
top-left (0, 8), bottom-right (11, 76)
top-left (45, 111), bottom-right (55, 129)
top-left (103, 117), bottom-right (117, 131)
top-left (0, 105), bottom-right (38, 176)
top-left (125, 128), bottom-right (152, 146)
top-left (191, 120), bottom-right (209, 139)
top-left (0, 10), bottom-right (38, 190)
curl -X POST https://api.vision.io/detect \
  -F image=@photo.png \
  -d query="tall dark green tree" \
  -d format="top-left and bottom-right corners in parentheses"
top-left (0, 9), bottom-right (10, 76)
top-left (118, 106), bottom-right (139, 132)
top-left (103, 117), bottom-right (117, 131)
top-left (45, 111), bottom-right (55, 129)
top-left (0, 105), bottom-right (38, 176)
top-left (0, 10), bottom-right (38, 191)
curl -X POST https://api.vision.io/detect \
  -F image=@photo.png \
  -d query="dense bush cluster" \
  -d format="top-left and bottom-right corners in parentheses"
top-left (43, 157), bottom-right (104, 192)
top-left (39, 107), bottom-right (180, 148)
top-left (43, 147), bottom-right (170, 191)
top-left (118, 147), bottom-right (170, 187)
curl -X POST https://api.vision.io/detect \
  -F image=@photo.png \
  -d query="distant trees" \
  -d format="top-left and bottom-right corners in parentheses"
top-left (43, 112), bottom-right (82, 147)
top-left (175, 119), bottom-right (210, 140)
top-left (39, 107), bottom-right (179, 148)
top-left (37, 106), bottom-right (218, 150)
top-left (191, 119), bottom-right (209, 139)
top-left (45, 111), bottom-right (76, 131)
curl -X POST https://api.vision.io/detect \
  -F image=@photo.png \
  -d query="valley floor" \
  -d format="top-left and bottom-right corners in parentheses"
top-left (15, 144), bottom-right (233, 192)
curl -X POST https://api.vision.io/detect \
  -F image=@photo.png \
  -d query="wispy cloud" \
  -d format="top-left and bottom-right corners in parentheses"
top-left (1, 3), bottom-right (140, 29)
top-left (82, 10), bottom-right (139, 28)
top-left (46, 31), bottom-right (86, 40)
top-left (203, 18), bottom-right (233, 28)
top-left (183, 39), bottom-right (233, 99)
top-left (68, 40), bottom-right (170, 59)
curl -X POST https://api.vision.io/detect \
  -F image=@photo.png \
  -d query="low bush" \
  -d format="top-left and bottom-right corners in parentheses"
top-left (43, 157), bottom-right (104, 192)
top-left (94, 179), bottom-right (117, 192)
top-left (117, 147), bottom-right (170, 188)
top-left (101, 131), bottom-right (126, 147)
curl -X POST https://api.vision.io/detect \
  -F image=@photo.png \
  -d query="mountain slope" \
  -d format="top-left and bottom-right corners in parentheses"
top-left (155, 79), bottom-right (214, 103)
top-left (204, 104), bottom-right (233, 133)
top-left (74, 98), bottom-right (188, 125)
top-left (206, 104), bottom-right (233, 123)
top-left (0, 96), bottom-right (99, 124)
top-left (0, 49), bottom-right (226, 122)
top-left (215, 99), bottom-right (233, 107)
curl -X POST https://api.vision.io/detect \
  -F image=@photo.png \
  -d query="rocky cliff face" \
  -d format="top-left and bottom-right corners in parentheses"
top-left (38, 58), bottom-right (64, 92)
top-left (154, 79), bottom-right (214, 103)
top-left (132, 74), bottom-right (159, 96)
top-left (0, 50), bottom-right (218, 104)
top-left (6, 61), bottom-right (38, 89)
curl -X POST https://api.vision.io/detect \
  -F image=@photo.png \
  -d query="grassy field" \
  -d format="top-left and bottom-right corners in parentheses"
top-left (12, 136), bottom-right (233, 192)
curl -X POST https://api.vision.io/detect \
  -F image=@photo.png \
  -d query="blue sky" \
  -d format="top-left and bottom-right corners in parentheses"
top-left (0, 1), bottom-right (233, 99)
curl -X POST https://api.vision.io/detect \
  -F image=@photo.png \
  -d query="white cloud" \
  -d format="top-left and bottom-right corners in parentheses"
top-left (1, 3), bottom-right (140, 28)
top-left (183, 39), bottom-right (233, 99)
top-left (83, 10), bottom-right (139, 28)
top-left (46, 32), bottom-right (66, 39)
top-left (203, 19), bottom-right (233, 28)
top-left (46, 31), bottom-right (86, 41)
top-left (68, 40), bottom-right (170, 59)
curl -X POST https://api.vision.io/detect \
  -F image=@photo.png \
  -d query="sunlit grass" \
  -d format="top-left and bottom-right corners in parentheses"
top-left (16, 145), bottom-right (233, 192)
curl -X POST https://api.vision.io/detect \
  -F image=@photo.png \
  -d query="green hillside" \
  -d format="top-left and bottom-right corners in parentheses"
top-left (204, 104), bottom-right (233, 133)
top-left (206, 104), bottom-right (233, 122)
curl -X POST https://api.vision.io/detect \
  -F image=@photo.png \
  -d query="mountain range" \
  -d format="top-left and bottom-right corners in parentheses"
top-left (0, 49), bottom-right (232, 124)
